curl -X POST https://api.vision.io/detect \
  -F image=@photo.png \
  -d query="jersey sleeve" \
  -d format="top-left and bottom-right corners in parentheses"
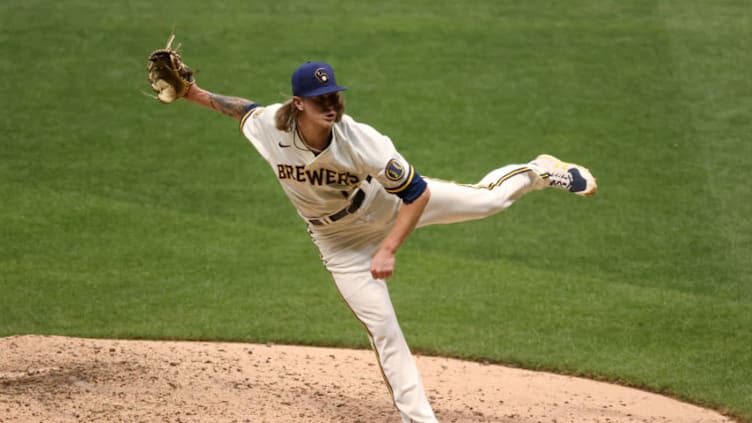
top-left (239, 104), bottom-right (275, 163)
top-left (347, 119), bottom-right (427, 203)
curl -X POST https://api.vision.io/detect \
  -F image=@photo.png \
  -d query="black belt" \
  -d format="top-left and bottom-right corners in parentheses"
top-left (309, 188), bottom-right (366, 226)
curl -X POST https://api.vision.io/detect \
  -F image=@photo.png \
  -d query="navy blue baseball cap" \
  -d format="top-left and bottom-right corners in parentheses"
top-left (291, 62), bottom-right (347, 97)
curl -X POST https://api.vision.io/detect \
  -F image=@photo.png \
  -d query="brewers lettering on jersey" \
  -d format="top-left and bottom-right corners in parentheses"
top-left (277, 164), bottom-right (360, 188)
top-left (170, 57), bottom-right (597, 423)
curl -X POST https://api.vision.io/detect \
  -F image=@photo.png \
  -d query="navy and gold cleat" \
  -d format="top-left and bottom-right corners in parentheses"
top-left (532, 154), bottom-right (597, 197)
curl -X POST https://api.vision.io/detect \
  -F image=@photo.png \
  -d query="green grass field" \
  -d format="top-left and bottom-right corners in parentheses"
top-left (1, 0), bottom-right (750, 420)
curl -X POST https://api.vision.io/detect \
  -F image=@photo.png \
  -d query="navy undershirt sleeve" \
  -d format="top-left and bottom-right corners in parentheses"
top-left (396, 171), bottom-right (428, 204)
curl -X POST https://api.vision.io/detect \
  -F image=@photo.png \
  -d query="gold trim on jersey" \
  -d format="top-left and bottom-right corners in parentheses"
top-left (239, 106), bottom-right (263, 131)
top-left (385, 165), bottom-right (415, 194)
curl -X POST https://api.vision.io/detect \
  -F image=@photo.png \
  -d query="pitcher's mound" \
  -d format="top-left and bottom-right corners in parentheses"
top-left (0, 335), bottom-right (735, 422)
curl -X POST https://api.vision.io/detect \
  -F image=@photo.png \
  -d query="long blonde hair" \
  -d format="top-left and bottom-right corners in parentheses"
top-left (275, 99), bottom-right (298, 132)
top-left (274, 93), bottom-right (346, 132)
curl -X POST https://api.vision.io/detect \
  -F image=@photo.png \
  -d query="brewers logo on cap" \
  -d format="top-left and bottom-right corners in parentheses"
top-left (315, 68), bottom-right (330, 84)
top-left (385, 159), bottom-right (405, 181)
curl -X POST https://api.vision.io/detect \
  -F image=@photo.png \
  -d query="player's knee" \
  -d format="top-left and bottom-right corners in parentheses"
top-left (474, 193), bottom-right (511, 215)
top-left (367, 315), bottom-right (402, 339)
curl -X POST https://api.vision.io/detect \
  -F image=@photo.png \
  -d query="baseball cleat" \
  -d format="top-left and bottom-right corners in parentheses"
top-left (532, 154), bottom-right (597, 197)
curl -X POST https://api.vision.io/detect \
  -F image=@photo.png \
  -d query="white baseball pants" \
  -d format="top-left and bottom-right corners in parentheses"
top-left (311, 164), bottom-right (544, 423)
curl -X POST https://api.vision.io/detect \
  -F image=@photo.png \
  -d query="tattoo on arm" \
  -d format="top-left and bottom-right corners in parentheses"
top-left (208, 94), bottom-right (254, 120)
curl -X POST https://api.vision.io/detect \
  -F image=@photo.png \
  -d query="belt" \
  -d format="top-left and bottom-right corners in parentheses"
top-left (308, 188), bottom-right (366, 226)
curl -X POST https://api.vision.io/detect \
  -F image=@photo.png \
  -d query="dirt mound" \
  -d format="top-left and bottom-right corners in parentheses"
top-left (0, 335), bottom-right (735, 422)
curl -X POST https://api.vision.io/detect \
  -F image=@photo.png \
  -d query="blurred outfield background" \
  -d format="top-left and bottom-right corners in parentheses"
top-left (1, 0), bottom-right (750, 420)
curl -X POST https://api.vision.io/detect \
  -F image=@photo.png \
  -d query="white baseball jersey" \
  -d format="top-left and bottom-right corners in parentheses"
top-left (240, 103), bottom-right (417, 223)
top-left (237, 101), bottom-right (548, 423)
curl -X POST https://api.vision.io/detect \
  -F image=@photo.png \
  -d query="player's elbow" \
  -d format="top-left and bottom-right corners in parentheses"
top-left (403, 185), bottom-right (430, 211)
top-left (416, 185), bottom-right (430, 205)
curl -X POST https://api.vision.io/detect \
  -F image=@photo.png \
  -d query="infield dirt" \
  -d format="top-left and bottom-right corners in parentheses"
top-left (0, 335), bottom-right (736, 422)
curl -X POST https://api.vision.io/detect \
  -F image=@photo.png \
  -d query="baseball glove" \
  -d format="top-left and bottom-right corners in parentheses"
top-left (146, 33), bottom-right (195, 104)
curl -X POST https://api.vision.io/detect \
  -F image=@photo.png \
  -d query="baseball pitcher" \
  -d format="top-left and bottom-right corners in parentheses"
top-left (147, 35), bottom-right (596, 423)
